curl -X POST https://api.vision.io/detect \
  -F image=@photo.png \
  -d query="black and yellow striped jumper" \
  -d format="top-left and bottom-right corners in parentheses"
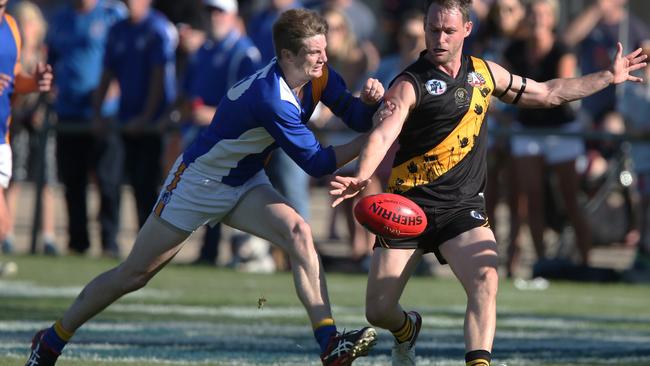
top-left (375, 52), bottom-right (495, 264)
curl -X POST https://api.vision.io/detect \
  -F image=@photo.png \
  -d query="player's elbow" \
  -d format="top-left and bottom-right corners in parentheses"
top-left (300, 159), bottom-right (332, 178)
top-left (303, 165), bottom-right (328, 178)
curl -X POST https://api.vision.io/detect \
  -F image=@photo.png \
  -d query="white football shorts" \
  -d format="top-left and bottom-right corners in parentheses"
top-left (0, 144), bottom-right (12, 189)
top-left (511, 120), bottom-right (585, 164)
top-left (153, 156), bottom-right (272, 233)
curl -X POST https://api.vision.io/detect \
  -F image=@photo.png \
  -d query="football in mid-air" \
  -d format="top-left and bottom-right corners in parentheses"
top-left (354, 193), bottom-right (427, 239)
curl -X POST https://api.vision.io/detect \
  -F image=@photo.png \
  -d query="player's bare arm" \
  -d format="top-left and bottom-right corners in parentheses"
top-left (330, 75), bottom-right (416, 207)
top-left (490, 42), bottom-right (647, 108)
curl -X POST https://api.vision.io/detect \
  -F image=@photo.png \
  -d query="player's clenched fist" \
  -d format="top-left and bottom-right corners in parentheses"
top-left (360, 77), bottom-right (384, 105)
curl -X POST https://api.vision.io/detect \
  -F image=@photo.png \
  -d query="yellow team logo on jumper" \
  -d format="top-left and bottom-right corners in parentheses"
top-left (388, 57), bottom-right (493, 193)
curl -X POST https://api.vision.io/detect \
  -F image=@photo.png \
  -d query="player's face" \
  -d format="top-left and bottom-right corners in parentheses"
top-left (294, 34), bottom-right (328, 81)
top-left (424, 4), bottom-right (472, 66)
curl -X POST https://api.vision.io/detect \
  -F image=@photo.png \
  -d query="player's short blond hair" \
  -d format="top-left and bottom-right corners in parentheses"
top-left (426, 0), bottom-right (472, 22)
top-left (272, 8), bottom-right (328, 59)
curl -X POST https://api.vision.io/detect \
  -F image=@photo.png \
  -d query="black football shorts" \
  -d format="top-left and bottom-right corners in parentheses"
top-left (373, 197), bottom-right (490, 265)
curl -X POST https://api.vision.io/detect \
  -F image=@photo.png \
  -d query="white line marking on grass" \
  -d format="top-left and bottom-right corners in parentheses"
top-left (109, 304), bottom-right (307, 318)
top-left (0, 280), bottom-right (172, 299)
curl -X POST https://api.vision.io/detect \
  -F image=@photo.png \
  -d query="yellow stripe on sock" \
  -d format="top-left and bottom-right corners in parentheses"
top-left (313, 318), bottom-right (335, 330)
top-left (466, 359), bottom-right (490, 366)
top-left (54, 320), bottom-right (73, 341)
top-left (393, 320), bottom-right (411, 338)
top-left (391, 314), bottom-right (413, 343)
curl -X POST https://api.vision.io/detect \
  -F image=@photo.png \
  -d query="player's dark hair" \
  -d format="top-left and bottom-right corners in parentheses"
top-left (425, 0), bottom-right (472, 22)
top-left (272, 8), bottom-right (328, 59)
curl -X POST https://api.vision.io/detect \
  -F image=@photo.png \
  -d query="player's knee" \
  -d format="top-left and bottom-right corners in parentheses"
top-left (284, 219), bottom-right (314, 256)
top-left (116, 265), bottom-right (153, 293)
top-left (470, 266), bottom-right (499, 300)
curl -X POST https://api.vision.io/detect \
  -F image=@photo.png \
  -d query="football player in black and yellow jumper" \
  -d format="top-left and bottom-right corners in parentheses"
top-left (330, 0), bottom-right (647, 365)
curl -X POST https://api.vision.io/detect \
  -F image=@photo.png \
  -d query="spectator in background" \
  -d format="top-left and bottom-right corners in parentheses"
top-left (322, 0), bottom-right (376, 44)
top-left (15, 0), bottom-right (67, 19)
top-left (473, 0), bottom-right (524, 275)
top-left (380, 0), bottom-right (427, 54)
top-left (3, 0), bottom-right (57, 256)
top-left (94, 0), bottom-right (177, 232)
top-left (504, 0), bottom-right (592, 273)
top-left (153, 0), bottom-right (205, 32)
top-left (564, 0), bottom-right (650, 128)
top-left (373, 10), bottom-right (426, 88)
top-left (47, 0), bottom-right (127, 258)
top-left (462, 0), bottom-right (493, 54)
top-left (620, 45), bottom-right (650, 282)
top-left (152, 0), bottom-right (207, 82)
top-left (0, 0), bottom-right (52, 271)
top-left (172, 0), bottom-right (262, 266)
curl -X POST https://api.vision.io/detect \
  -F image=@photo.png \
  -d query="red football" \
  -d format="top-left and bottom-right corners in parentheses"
top-left (354, 193), bottom-right (427, 239)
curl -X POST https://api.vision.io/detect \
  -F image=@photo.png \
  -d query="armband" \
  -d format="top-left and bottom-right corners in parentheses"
top-left (512, 77), bottom-right (527, 105)
top-left (497, 73), bottom-right (513, 98)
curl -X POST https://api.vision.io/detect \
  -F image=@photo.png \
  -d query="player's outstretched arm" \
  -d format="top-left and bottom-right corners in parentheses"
top-left (490, 42), bottom-right (647, 108)
top-left (330, 75), bottom-right (415, 207)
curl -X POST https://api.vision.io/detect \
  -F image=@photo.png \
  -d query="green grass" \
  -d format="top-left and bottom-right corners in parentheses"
top-left (2, 254), bottom-right (650, 365)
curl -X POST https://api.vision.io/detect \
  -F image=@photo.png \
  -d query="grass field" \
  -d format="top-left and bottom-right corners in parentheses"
top-left (2, 254), bottom-right (650, 366)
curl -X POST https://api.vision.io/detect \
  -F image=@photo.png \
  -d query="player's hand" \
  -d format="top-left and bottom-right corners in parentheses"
top-left (610, 43), bottom-right (647, 84)
top-left (360, 78), bottom-right (384, 105)
top-left (34, 63), bottom-right (53, 92)
top-left (329, 175), bottom-right (371, 207)
top-left (0, 73), bottom-right (11, 95)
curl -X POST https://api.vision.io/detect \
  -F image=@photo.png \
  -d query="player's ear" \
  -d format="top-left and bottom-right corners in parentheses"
top-left (279, 48), bottom-right (293, 61)
top-left (464, 20), bottom-right (473, 38)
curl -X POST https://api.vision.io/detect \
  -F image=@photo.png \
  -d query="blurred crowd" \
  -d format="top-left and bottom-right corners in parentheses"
top-left (1, 0), bottom-right (650, 282)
